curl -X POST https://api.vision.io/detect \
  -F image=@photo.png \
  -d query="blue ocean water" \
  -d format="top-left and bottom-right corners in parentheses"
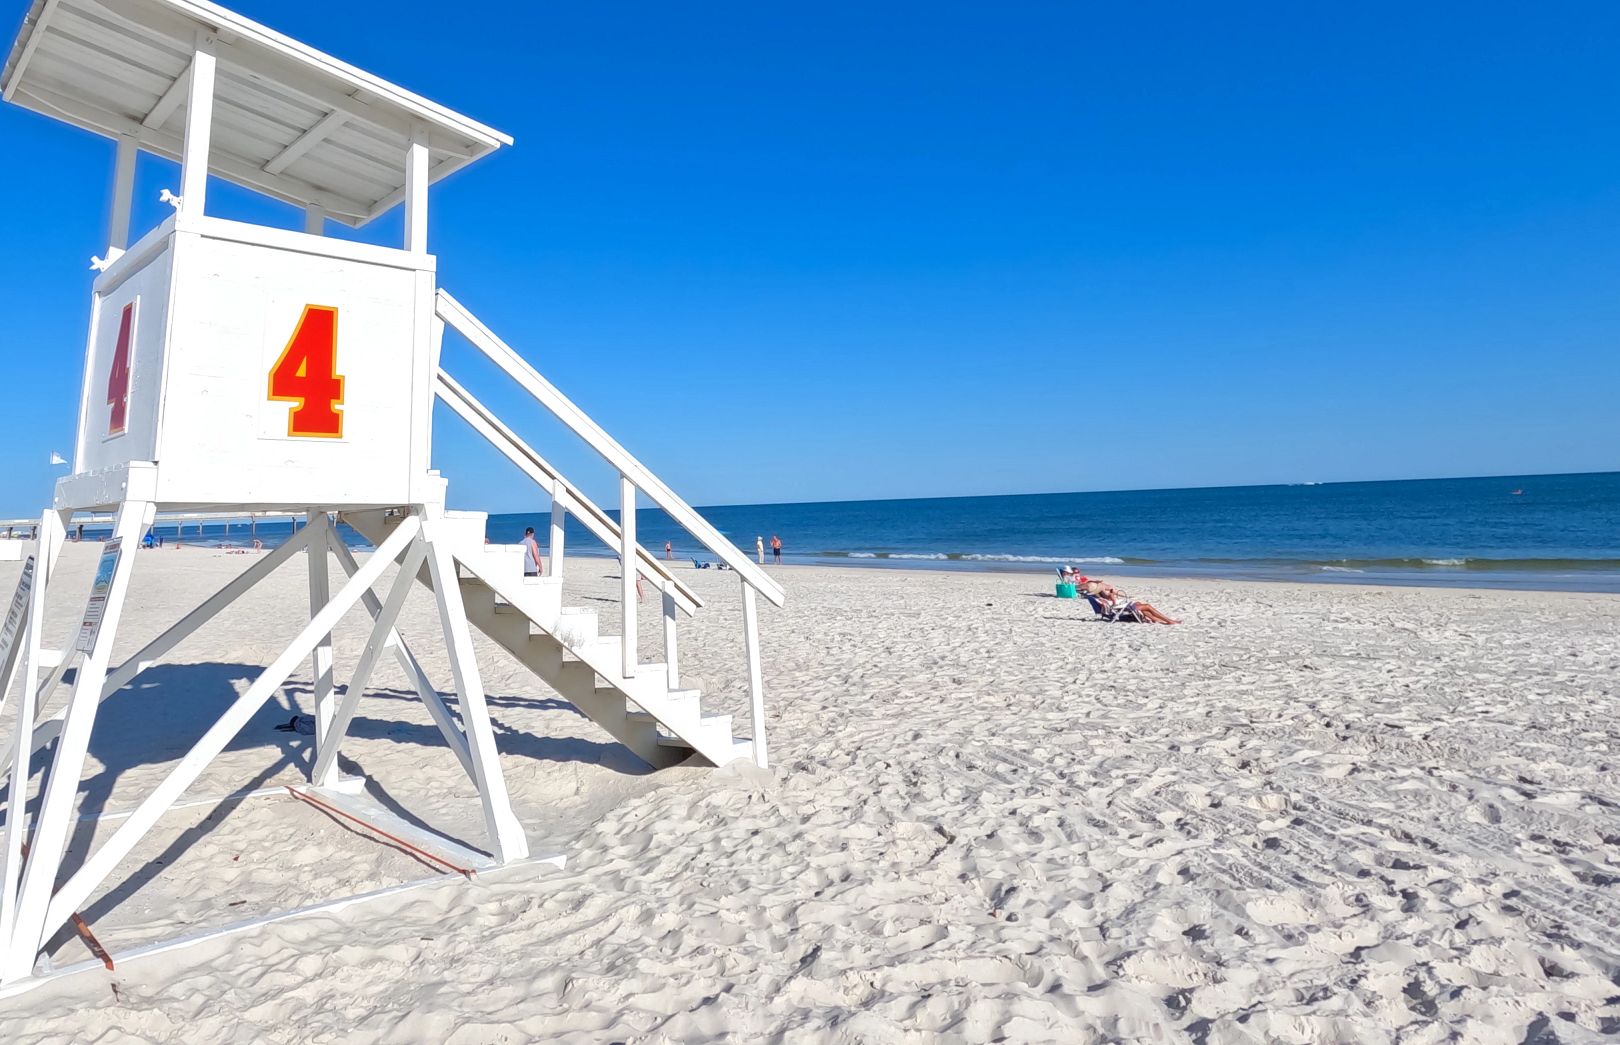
top-left (486, 471), bottom-right (1620, 592)
top-left (117, 471), bottom-right (1620, 592)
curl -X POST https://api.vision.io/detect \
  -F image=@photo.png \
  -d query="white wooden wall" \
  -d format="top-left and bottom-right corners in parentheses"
top-left (74, 247), bottom-right (173, 474)
top-left (70, 216), bottom-right (437, 509)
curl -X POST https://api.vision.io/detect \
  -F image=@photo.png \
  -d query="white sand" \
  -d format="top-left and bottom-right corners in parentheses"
top-left (0, 544), bottom-right (1618, 1042)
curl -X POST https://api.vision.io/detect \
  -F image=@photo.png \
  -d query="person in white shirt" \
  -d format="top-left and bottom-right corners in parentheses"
top-left (521, 526), bottom-right (543, 577)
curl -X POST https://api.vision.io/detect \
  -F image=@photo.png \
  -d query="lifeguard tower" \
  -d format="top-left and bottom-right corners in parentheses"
top-left (0, 0), bottom-right (783, 985)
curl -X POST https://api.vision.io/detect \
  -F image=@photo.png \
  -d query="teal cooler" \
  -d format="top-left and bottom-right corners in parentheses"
top-left (1055, 581), bottom-right (1077, 599)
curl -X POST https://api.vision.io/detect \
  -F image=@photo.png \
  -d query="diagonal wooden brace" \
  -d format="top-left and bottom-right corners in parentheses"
top-left (311, 538), bottom-right (426, 785)
top-left (29, 516), bottom-right (420, 961)
top-left (326, 534), bottom-right (474, 781)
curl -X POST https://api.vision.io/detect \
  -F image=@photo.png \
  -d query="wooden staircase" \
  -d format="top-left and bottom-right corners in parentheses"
top-left (343, 508), bottom-right (753, 769)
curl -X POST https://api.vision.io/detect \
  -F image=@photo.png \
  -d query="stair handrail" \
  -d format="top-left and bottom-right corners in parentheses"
top-left (434, 370), bottom-right (701, 614)
top-left (435, 289), bottom-right (786, 608)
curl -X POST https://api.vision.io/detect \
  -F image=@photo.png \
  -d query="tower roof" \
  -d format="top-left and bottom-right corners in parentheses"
top-left (3, 0), bottom-right (512, 226)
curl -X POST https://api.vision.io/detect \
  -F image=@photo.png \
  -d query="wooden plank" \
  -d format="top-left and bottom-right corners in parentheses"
top-left (326, 536), bottom-right (475, 782)
top-left (176, 33), bottom-right (213, 217)
top-left (290, 786), bottom-right (497, 872)
top-left (310, 537), bottom-right (424, 785)
top-left (620, 476), bottom-right (637, 680)
top-left (4, 499), bottom-right (149, 983)
top-left (207, 89), bottom-right (307, 148)
top-left (13, 81), bottom-right (372, 220)
top-left (742, 581), bottom-right (767, 769)
top-left (48, 5), bottom-right (188, 76)
top-left (305, 512), bottom-right (337, 789)
top-left (32, 517), bottom-right (422, 954)
top-left (364, 155), bottom-right (463, 222)
top-left (107, 135), bottom-right (136, 250)
top-left (36, 25), bottom-right (172, 98)
top-left (1, 0), bottom-right (62, 103)
top-left (404, 129), bottom-right (428, 252)
top-left (662, 581), bottom-right (680, 691)
top-left (422, 516), bottom-right (529, 864)
top-left (548, 497), bottom-right (566, 579)
top-left (25, 48), bottom-right (162, 121)
top-left (263, 108), bottom-right (345, 175)
top-left (81, 0), bottom-right (511, 145)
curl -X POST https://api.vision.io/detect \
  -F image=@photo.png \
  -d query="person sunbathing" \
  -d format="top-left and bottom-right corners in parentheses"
top-left (1076, 576), bottom-right (1120, 600)
top-left (1125, 599), bottom-right (1179, 625)
top-left (1078, 576), bottom-right (1179, 624)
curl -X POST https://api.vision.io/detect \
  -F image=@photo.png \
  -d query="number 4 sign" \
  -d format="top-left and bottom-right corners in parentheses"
top-left (106, 301), bottom-right (135, 436)
top-left (268, 304), bottom-right (345, 438)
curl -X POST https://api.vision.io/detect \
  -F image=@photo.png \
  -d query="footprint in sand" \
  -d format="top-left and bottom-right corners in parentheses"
top-left (1121, 950), bottom-right (1220, 988)
top-left (1244, 894), bottom-right (1316, 926)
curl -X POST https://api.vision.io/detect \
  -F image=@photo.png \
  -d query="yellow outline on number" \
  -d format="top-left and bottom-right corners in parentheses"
top-left (267, 304), bottom-right (346, 439)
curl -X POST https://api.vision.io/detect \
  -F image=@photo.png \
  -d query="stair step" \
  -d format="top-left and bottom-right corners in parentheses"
top-left (625, 690), bottom-right (702, 723)
top-left (655, 713), bottom-right (733, 747)
top-left (554, 607), bottom-right (598, 644)
top-left (346, 504), bottom-right (747, 772)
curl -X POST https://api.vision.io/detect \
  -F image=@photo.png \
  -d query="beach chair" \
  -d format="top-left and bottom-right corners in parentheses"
top-left (1085, 593), bottom-right (1145, 623)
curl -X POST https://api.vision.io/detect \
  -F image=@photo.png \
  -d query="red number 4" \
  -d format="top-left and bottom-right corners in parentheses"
top-left (268, 305), bottom-right (344, 438)
top-left (106, 302), bottom-right (134, 435)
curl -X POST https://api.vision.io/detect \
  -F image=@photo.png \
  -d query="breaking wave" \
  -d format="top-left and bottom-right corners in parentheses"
top-left (829, 552), bottom-right (1126, 564)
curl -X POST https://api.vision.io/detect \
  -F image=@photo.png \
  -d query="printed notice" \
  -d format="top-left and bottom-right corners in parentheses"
top-left (75, 538), bottom-right (122, 653)
top-left (0, 556), bottom-right (36, 671)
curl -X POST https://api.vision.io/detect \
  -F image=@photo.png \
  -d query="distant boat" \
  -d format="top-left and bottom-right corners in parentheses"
top-left (1511, 489), bottom-right (1524, 496)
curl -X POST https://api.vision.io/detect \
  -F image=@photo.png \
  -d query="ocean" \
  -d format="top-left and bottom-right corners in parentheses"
top-left (130, 471), bottom-right (1620, 593)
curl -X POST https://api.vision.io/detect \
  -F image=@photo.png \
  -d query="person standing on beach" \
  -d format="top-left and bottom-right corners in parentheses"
top-left (521, 526), bottom-right (543, 577)
top-left (771, 534), bottom-right (782, 564)
top-left (756, 536), bottom-right (765, 564)
top-left (665, 540), bottom-right (673, 561)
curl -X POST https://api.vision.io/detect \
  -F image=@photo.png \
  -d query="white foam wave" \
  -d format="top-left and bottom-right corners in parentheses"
top-left (961, 554), bottom-right (1125, 564)
top-left (843, 552), bottom-right (1126, 564)
top-left (1320, 566), bottom-right (1364, 573)
top-left (1423, 558), bottom-right (1466, 566)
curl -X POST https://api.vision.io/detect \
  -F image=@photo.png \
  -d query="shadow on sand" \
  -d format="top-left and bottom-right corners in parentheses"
top-left (0, 660), bottom-right (650, 951)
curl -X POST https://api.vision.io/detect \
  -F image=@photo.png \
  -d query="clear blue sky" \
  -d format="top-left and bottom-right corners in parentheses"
top-left (2, 2), bottom-right (1617, 517)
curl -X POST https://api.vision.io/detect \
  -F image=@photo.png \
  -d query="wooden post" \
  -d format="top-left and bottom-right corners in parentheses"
top-left (422, 515), bottom-right (529, 863)
top-left (305, 511), bottom-right (337, 787)
top-left (312, 538), bottom-right (425, 785)
top-left (33, 518), bottom-right (422, 950)
top-left (5, 499), bottom-right (150, 982)
top-left (177, 34), bottom-right (216, 219)
top-left (0, 567), bottom-right (38, 952)
top-left (107, 135), bottom-right (137, 258)
top-left (549, 490), bottom-right (567, 580)
top-left (303, 204), bottom-right (325, 235)
top-left (404, 127), bottom-right (429, 252)
top-left (620, 475), bottom-right (636, 679)
top-left (0, 511), bottom-right (63, 951)
top-left (327, 535), bottom-right (473, 781)
top-left (742, 581), bottom-right (767, 769)
top-left (662, 580), bottom-right (680, 690)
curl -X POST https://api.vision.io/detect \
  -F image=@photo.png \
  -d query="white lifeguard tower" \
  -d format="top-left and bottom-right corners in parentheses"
top-left (0, 0), bottom-right (782, 985)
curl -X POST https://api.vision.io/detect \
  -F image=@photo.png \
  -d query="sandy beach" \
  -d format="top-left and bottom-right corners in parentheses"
top-left (0, 543), bottom-right (1617, 1042)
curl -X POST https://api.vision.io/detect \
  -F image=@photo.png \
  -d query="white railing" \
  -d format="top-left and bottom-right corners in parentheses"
top-left (434, 371), bottom-right (701, 614)
top-left (434, 289), bottom-right (784, 767)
